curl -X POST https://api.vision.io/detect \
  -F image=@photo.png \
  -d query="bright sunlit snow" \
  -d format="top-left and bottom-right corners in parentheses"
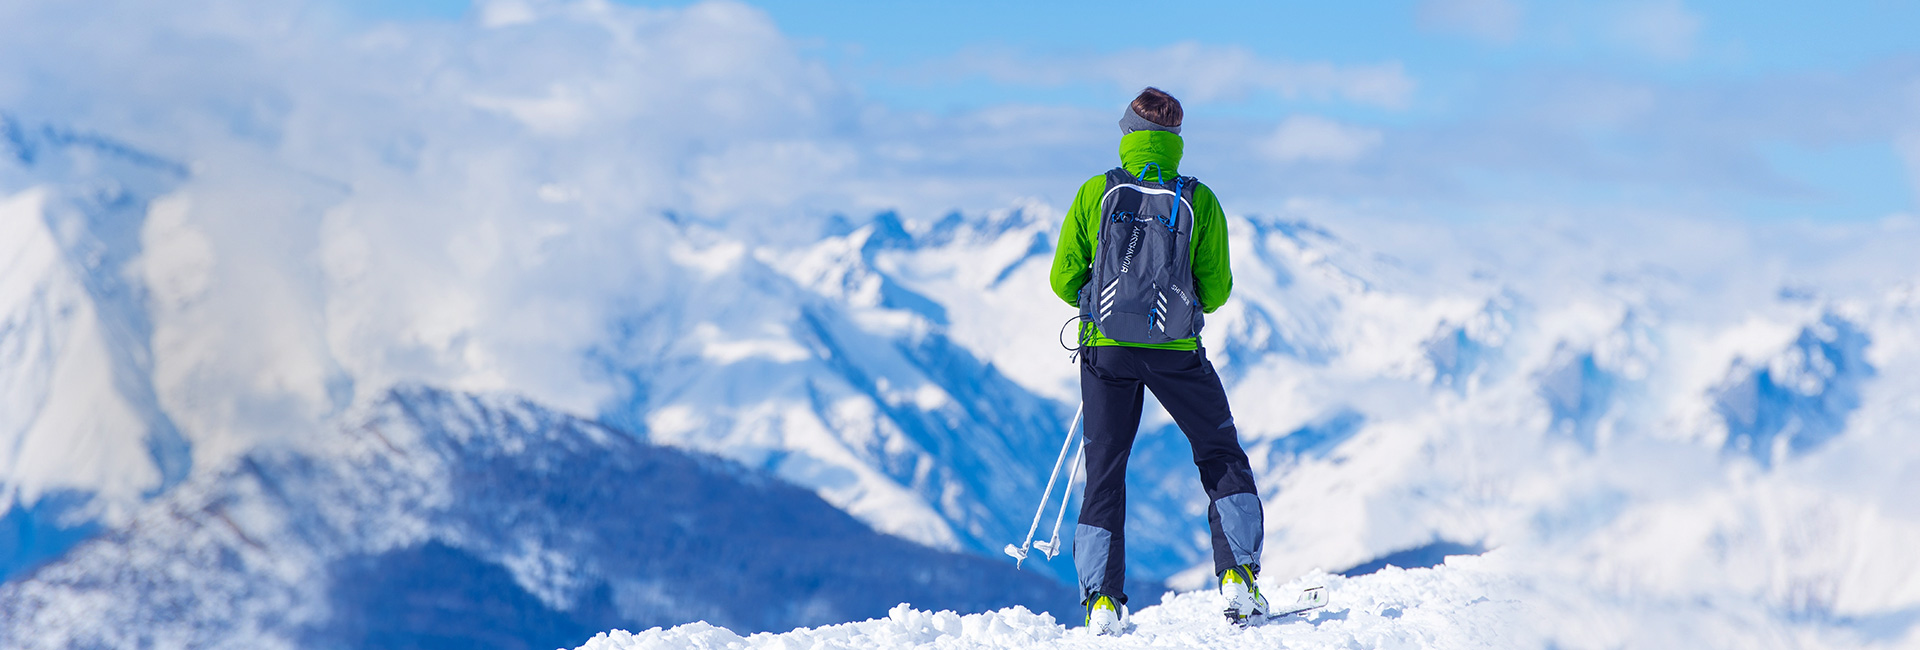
top-left (575, 549), bottom-right (1894, 650)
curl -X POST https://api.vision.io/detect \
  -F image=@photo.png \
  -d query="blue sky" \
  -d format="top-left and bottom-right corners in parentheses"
top-left (322, 1), bottom-right (1920, 221)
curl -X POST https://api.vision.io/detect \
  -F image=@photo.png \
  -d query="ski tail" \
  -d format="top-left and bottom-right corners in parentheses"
top-left (1270, 586), bottom-right (1329, 618)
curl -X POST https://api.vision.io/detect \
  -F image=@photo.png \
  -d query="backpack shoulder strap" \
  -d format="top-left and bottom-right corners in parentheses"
top-left (1098, 167), bottom-right (1134, 215)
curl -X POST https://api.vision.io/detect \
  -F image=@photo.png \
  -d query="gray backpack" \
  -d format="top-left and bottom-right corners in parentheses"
top-left (1078, 164), bottom-right (1203, 345)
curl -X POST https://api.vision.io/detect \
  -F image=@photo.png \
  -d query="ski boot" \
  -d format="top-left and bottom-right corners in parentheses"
top-left (1220, 563), bottom-right (1269, 625)
top-left (1085, 592), bottom-right (1128, 636)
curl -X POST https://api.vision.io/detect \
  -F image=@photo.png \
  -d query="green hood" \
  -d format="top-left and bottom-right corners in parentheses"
top-left (1119, 130), bottom-right (1183, 180)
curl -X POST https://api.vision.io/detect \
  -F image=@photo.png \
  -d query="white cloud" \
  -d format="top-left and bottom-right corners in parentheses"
top-left (1418, 0), bottom-right (1523, 43)
top-left (137, 194), bottom-right (216, 311)
top-left (0, 0), bottom-right (874, 458)
top-left (686, 139), bottom-right (861, 216)
top-left (1614, 0), bottom-right (1702, 61)
top-left (1263, 115), bottom-right (1385, 164)
top-left (928, 42), bottom-right (1416, 110)
top-left (468, 84), bottom-right (593, 136)
top-left (0, 0), bottom-right (1125, 466)
top-left (478, 0), bottom-right (539, 28)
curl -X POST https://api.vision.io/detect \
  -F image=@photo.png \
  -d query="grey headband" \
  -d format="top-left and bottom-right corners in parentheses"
top-left (1119, 106), bottom-right (1180, 135)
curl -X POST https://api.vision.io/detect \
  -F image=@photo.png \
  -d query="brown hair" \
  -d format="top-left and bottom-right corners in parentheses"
top-left (1130, 87), bottom-right (1183, 128)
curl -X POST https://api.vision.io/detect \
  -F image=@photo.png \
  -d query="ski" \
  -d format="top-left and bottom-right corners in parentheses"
top-left (1228, 586), bottom-right (1328, 626)
top-left (1270, 586), bottom-right (1328, 617)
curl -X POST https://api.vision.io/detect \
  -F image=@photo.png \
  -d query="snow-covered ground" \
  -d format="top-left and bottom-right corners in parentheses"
top-left (576, 549), bottom-right (1912, 650)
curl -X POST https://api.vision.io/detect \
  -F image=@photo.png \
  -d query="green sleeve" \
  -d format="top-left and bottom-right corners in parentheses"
top-left (1049, 176), bottom-right (1107, 307)
top-left (1190, 183), bottom-right (1233, 313)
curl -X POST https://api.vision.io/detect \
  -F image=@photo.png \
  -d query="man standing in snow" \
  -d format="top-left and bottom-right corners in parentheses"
top-left (1049, 87), bottom-right (1266, 635)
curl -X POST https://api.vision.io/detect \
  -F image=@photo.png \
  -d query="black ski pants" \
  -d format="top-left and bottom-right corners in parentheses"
top-left (1072, 344), bottom-right (1263, 605)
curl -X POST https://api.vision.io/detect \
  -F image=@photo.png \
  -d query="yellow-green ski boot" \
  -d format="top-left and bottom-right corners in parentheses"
top-left (1221, 564), bottom-right (1269, 625)
top-left (1085, 592), bottom-right (1128, 636)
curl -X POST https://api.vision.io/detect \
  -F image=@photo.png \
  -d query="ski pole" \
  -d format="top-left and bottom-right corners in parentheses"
top-left (1005, 402), bottom-right (1083, 568)
top-left (1032, 434), bottom-right (1085, 559)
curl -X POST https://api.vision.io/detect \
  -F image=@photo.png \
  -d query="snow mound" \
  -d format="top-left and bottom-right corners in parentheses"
top-left (575, 556), bottom-right (1511, 650)
top-left (576, 549), bottom-right (1912, 650)
top-left (573, 559), bottom-right (1525, 650)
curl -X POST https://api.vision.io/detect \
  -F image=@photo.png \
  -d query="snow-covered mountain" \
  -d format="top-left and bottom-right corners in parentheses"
top-left (1, 118), bottom-right (193, 581)
top-left (586, 208), bottom-right (1084, 575)
top-left (0, 385), bottom-right (1075, 648)
top-left (5, 1), bottom-right (1920, 648)
top-left (8, 104), bottom-right (1920, 647)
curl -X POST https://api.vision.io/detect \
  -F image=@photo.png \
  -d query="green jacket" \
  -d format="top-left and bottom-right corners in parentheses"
top-left (1050, 130), bottom-right (1233, 350)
